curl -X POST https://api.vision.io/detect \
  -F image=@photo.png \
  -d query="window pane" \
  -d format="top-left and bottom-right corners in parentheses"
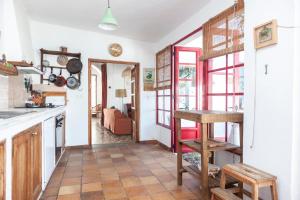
top-left (178, 81), bottom-right (196, 96)
top-left (227, 67), bottom-right (244, 94)
top-left (164, 96), bottom-right (170, 111)
top-left (208, 55), bottom-right (226, 70)
top-left (208, 96), bottom-right (226, 111)
top-left (179, 51), bottom-right (196, 64)
top-left (158, 97), bottom-right (163, 110)
top-left (179, 64), bottom-right (196, 80)
top-left (158, 90), bottom-right (164, 96)
top-left (208, 71), bottom-right (226, 93)
top-left (214, 123), bottom-right (226, 141)
top-left (227, 95), bottom-right (244, 111)
top-left (165, 112), bottom-right (171, 126)
top-left (181, 120), bottom-right (196, 128)
top-left (227, 122), bottom-right (240, 145)
top-left (177, 96), bottom-right (196, 110)
top-left (164, 89), bottom-right (170, 95)
top-left (158, 111), bottom-right (164, 124)
top-left (228, 52), bottom-right (244, 66)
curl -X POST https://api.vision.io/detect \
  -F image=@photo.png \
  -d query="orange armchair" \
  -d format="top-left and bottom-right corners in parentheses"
top-left (103, 108), bottom-right (132, 135)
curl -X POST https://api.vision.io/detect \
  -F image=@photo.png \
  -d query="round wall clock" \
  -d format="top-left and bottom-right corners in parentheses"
top-left (109, 43), bottom-right (123, 57)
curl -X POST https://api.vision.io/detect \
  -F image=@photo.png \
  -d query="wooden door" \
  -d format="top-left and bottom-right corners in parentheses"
top-left (12, 124), bottom-right (42, 200)
top-left (131, 65), bottom-right (140, 142)
top-left (12, 131), bottom-right (32, 200)
top-left (0, 141), bottom-right (5, 200)
top-left (31, 124), bottom-right (42, 200)
top-left (174, 47), bottom-right (202, 152)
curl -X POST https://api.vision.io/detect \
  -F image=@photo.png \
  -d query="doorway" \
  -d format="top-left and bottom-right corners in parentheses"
top-left (88, 59), bottom-right (140, 146)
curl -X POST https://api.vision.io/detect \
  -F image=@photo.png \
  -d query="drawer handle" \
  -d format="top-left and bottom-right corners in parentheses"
top-left (32, 132), bottom-right (38, 135)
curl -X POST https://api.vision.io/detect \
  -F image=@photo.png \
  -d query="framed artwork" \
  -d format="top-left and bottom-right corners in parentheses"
top-left (143, 68), bottom-right (155, 91)
top-left (254, 19), bottom-right (278, 49)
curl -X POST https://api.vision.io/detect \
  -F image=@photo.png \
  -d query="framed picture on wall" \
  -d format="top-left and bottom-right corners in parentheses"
top-left (254, 19), bottom-right (278, 49)
top-left (143, 68), bottom-right (155, 91)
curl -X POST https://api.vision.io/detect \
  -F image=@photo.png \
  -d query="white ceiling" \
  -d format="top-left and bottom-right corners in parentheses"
top-left (25, 0), bottom-right (209, 42)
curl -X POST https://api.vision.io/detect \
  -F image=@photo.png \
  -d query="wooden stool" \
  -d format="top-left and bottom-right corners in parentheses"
top-left (218, 163), bottom-right (278, 200)
top-left (211, 188), bottom-right (241, 200)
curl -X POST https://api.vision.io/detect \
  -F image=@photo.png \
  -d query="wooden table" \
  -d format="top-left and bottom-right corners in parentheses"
top-left (175, 110), bottom-right (244, 199)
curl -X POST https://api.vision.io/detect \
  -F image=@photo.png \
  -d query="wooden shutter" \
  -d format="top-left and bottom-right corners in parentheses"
top-left (156, 45), bottom-right (172, 90)
top-left (203, 0), bottom-right (244, 60)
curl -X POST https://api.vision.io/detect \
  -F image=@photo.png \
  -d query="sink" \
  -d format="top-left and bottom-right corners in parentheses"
top-left (0, 111), bottom-right (36, 119)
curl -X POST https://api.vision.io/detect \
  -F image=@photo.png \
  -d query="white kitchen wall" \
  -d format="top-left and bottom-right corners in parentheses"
top-left (0, 0), bottom-right (34, 110)
top-left (106, 64), bottom-right (131, 111)
top-left (244, 0), bottom-right (297, 199)
top-left (30, 20), bottom-right (156, 146)
top-left (155, 0), bottom-right (234, 147)
top-left (291, 1), bottom-right (300, 199)
top-left (0, 76), bottom-right (9, 109)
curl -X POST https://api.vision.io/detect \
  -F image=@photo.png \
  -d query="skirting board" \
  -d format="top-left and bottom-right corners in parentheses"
top-left (139, 140), bottom-right (172, 151)
top-left (65, 141), bottom-right (172, 151)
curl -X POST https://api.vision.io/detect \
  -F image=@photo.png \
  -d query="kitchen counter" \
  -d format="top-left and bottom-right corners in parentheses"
top-left (0, 106), bottom-right (65, 140)
top-left (0, 106), bottom-right (66, 200)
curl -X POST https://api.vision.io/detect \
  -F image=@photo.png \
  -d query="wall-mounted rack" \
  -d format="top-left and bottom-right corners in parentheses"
top-left (40, 48), bottom-right (81, 84)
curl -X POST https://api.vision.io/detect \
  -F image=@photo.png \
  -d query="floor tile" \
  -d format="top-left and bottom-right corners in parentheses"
top-left (58, 185), bottom-right (81, 195)
top-left (82, 182), bottom-right (102, 193)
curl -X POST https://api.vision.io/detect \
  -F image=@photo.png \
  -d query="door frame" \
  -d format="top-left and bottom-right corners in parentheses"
top-left (88, 58), bottom-right (141, 146)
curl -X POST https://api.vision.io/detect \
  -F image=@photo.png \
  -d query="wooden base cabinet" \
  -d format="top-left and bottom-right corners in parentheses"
top-left (12, 124), bottom-right (42, 200)
top-left (0, 141), bottom-right (5, 200)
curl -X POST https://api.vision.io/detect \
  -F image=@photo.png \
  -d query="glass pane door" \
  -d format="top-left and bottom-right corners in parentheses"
top-left (174, 47), bottom-right (202, 152)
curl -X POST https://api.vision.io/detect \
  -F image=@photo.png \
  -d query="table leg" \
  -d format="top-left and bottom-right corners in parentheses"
top-left (201, 123), bottom-right (209, 199)
top-left (271, 181), bottom-right (278, 200)
top-left (176, 118), bottom-right (183, 185)
top-left (252, 185), bottom-right (259, 200)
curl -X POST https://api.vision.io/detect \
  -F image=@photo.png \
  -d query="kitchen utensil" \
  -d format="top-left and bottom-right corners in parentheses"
top-left (48, 67), bottom-right (57, 83)
top-left (66, 58), bottom-right (82, 74)
top-left (57, 47), bottom-right (69, 66)
top-left (66, 74), bottom-right (80, 89)
top-left (54, 69), bottom-right (66, 87)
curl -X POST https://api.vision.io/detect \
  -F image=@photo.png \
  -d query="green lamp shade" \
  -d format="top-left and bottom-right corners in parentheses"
top-left (98, 8), bottom-right (119, 31)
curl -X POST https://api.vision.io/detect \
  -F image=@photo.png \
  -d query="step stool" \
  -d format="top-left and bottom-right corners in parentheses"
top-left (211, 188), bottom-right (242, 200)
top-left (213, 163), bottom-right (278, 200)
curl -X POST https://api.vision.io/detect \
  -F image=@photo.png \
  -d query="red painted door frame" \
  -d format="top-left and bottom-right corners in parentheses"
top-left (173, 46), bottom-right (203, 152)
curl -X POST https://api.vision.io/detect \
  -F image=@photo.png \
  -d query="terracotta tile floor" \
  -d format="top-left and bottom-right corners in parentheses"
top-left (41, 143), bottom-right (205, 200)
top-left (92, 118), bottom-right (133, 145)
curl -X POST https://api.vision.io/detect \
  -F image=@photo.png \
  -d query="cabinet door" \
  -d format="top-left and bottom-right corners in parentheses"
top-left (32, 124), bottom-right (42, 200)
top-left (0, 141), bottom-right (5, 200)
top-left (43, 118), bottom-right (56, 189)
top-left (12, 131), bottom-right (32, 200)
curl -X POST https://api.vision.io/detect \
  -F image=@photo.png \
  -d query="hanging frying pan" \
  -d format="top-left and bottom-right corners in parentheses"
top-left (54, 69), bottom-right (66, 87)
top-left (48, 67), bottom-right (57, 83)
top-left (66, 74), bottom-right (80, 89)
top-left (66, 58), bottom-right (82, 74)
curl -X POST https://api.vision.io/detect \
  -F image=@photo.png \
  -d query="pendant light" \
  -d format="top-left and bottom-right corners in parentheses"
top-left (98, 0), bottom-right (119, 31)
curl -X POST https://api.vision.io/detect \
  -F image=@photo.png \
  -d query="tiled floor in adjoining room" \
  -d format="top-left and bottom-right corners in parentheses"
top-left (41, 143), bottom-right (204, 200)
top-left (92, 118), bottom-right (133, 145)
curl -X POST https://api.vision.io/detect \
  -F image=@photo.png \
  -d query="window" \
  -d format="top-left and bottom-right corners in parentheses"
top-left (156, 46), bottom-right (172, 89)
top-left (156, 89), bottom-right (171, 129)
top-left (91, 74), bottom-right (97, 108)
top-left (156, 46), bottom-right (172, 129)
top-left (205, 51), bottom-right (244, 141)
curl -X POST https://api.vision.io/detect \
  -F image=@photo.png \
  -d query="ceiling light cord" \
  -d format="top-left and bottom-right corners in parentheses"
top-left (108, 0), bottom-right (110, 8)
